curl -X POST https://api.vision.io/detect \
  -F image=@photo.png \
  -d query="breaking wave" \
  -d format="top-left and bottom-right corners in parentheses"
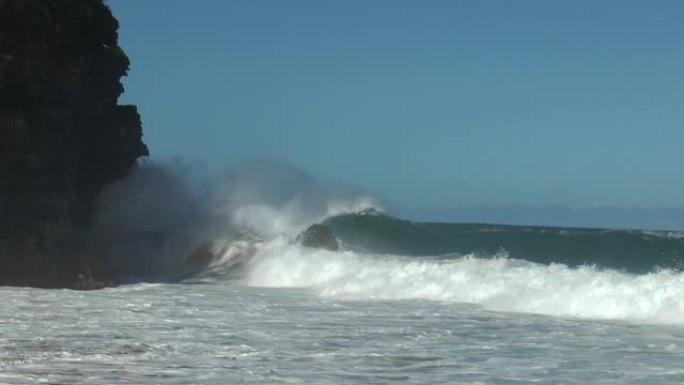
top-left (220, 210), bottom-right (684, 325)
top-left (242, 239), bottom-right (684, 325)
top-left (93, 160), bottom-right (684, 324)
top-left (324, 211), bottom-right (684, 273)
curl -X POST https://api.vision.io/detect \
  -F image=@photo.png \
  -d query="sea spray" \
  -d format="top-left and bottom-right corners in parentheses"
top-left (84, 159), bottom-right (684, 325)
top-left (88, 159), bottom-right (383, 275)
top-left (218, 160), bottom-right (383, 238)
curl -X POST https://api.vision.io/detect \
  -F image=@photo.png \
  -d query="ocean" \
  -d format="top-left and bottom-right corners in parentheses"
top-left (4, 210), bottom-right (684, 384)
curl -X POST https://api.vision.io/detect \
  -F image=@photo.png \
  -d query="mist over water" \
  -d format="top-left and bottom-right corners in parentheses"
top-left (215, 160), bottom-right (384, 238)
top-left (87, 159), bottom-right (383, 275)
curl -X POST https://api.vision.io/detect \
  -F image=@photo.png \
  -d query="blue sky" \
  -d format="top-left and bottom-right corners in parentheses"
top-left (108, 1), bottom-right (684, 226)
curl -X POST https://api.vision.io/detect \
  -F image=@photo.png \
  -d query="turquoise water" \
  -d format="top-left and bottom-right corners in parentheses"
top-left (326, 211), bottom-right (684, 273)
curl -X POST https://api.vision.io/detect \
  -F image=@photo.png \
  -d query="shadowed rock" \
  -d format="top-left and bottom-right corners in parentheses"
top-left (296, 224), bottom-right (339, 251)
top-left (0, 0), bottom-right (147, 287)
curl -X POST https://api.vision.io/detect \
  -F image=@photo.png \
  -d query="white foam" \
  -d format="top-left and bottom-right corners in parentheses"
top-left (244, 241), bottom-right (684, 324)
top-left (227, 195), bottom-right (380, 239)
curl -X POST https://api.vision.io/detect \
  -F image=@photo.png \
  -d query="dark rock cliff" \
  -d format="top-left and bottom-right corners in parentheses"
top-left (0, 0), bottom-right (148, 285)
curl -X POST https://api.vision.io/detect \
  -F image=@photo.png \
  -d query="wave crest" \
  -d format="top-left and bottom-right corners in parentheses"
top-left (324, 212), bottom-right (684, 273)
top-left (244, 241), bottom-right (684, 324)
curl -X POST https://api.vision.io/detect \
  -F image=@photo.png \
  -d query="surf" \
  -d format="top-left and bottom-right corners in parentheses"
top-left (324, 210), bottom-right (684, 273)
top-left (241, 240), bottom-right (684, 325)
top-left (88, 160), bottom-right (684, 325)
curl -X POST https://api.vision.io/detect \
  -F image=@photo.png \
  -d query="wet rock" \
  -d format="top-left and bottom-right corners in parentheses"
top-left (71, 265), bottom-right (116, 290)
top-left (296, 224), bottom-right (339, 251)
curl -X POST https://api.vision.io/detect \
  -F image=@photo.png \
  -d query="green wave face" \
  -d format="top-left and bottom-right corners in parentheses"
top-left (324, 211), bottom-right (684, 274)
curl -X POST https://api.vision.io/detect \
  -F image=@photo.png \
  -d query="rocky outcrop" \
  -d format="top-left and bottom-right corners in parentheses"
top-left (296, 224), bottom-right (339, 251)
top-left (0, 0), bottom-right (148, 287)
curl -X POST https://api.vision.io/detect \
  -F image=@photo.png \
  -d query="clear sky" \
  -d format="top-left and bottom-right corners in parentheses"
top-left (108, 1), bottom-right (684, 225)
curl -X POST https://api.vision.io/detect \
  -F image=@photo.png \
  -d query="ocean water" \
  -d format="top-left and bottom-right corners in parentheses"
top-left (4, 234), bottom-right (684, 385)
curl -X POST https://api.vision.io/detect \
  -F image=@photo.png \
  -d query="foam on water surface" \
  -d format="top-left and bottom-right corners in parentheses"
top-left (4, 277), bottom-right (684, 384)
top-left (244, 240), bottom-right (684, 324)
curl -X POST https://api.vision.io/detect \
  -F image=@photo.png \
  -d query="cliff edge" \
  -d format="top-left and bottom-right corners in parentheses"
top-left (0, 0), bottom-right (148, 286)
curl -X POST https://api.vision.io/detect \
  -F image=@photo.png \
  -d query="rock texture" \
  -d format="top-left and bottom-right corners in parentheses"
top-left (296, 224), bottom-right (339, 251)
top-left (0, 0), bottom-right (148, 286)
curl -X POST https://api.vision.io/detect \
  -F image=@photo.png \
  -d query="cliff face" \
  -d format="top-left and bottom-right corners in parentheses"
top-left (0, 0), bottom-right (148, 281)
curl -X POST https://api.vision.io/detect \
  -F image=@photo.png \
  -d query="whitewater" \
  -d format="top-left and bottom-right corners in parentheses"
top-left (4, 240), bottom-right (684, 384)
top-left (245, 241), bottom-right (684, 324)
top-left (4, 163), bottom-right (684, 384)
